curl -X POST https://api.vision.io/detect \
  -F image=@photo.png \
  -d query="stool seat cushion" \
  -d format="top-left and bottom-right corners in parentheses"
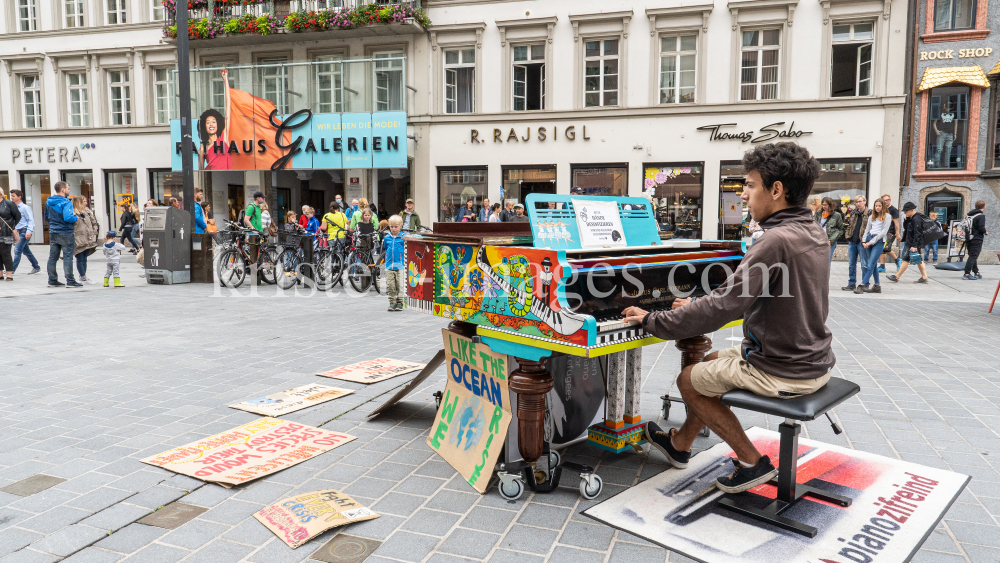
top-left (720, 377), bottom-right (860, 421)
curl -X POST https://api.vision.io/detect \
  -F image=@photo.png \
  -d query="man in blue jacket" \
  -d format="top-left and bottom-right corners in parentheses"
top-left (45, 181), bottom-right (81, 287)
top-left (194, 189), bottom-right (207, 234)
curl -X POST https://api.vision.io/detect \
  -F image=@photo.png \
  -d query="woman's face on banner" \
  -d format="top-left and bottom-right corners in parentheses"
top-left (205, 116), bottom-right (218, 136)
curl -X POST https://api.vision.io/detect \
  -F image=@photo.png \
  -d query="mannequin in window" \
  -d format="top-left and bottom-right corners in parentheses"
top-left (933, 103), bottom-right (956, 169)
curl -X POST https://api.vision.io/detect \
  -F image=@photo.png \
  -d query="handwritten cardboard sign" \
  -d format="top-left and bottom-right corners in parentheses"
top-left (317, 358), bottom-right (425, 384)
top-left (254, 489), bottom-right (379, 549)
top-left (229, 384), bottom-right (354, 417)
top-left (426, 329), bottom-right (512, 494)
top-left (141, 418), bottom-right (356, 488)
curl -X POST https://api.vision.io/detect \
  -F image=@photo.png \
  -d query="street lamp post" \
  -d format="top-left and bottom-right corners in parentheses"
top-left (177, 1), bottom-right (194, 236)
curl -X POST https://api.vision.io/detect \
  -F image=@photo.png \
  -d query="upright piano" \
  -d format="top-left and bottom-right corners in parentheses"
top-left (405, 194), bottom-right (744, 496)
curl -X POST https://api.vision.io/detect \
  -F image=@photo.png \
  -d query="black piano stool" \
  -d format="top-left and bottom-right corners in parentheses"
top-left (716, 377), bottom-right (861, 538)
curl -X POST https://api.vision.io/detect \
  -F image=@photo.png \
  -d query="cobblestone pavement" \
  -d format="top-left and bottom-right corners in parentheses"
top-left (2, 259), bottom-right (1000, 563)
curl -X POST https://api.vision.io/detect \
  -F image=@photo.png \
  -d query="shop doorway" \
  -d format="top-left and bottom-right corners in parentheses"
top-left (62, 170), bottom-right (95, 212)
top-left (307, 190), bottom-right (325, 216)
top-left (105, 170), bottom-right (137, 231)
top-left (22, 172), bottom-right (50, 243)
top-left (377, 167), bottom-right (411, 219)
top-left (925, 190), bottom-right (964, 248)
top-left (228, 185), bottom-right (245, 223)
top-left (276, 188), bottom-right (291, 226)
top-left (570, 165), bottom-right (627, 196)
top-left (718, 161), bottom-right (748, 241)
top-left (502, 166), bottom-right (556, 205)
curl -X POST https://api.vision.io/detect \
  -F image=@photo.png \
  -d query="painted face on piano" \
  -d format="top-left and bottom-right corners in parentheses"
top-left (743, 169), bottom-right (790, 222)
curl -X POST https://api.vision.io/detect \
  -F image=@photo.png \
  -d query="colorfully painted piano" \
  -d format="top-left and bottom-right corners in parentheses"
top-left (405, 194), bottom-right (744, 496)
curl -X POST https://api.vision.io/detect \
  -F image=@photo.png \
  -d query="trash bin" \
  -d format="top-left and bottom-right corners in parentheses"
top-left (191, 233), bottom-right (214, 283)
top-left (143, 206), bottom-right (191, 284)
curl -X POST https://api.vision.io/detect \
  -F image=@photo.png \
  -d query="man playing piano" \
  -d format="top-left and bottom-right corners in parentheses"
top-left (623, 142), bottom-right (835, 494)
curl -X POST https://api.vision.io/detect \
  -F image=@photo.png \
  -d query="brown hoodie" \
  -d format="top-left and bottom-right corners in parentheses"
top-left (642, 206), bottom-right (835, 380)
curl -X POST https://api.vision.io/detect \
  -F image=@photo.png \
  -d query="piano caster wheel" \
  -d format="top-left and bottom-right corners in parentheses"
top-left (579, 473), bottom-right (603, 500)
top-left (700, 426), bottom-right (710, 438)
top-left (547, 450), bottom-right (561, 471)
top-left (497, 472), bottom-right (524, 501)
top-left (433, 391), bottom-right (443, 411)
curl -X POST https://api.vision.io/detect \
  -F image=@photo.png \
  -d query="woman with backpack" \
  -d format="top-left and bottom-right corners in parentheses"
top-left (855, 198), bottom-right (892, 294)
top-left (120, 204), bottom-right (140, 254)
top-left (814, 197), bottom-right (845, 261)
top-left (72, 196), bottom-right (101, 284)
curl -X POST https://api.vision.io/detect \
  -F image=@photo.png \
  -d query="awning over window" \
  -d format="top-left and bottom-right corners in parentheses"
top-left (988, 59), bottom-right (1000, 77)
top-left (917, 66), bottom-right (990, 91)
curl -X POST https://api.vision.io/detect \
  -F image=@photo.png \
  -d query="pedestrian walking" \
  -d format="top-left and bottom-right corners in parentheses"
top-left (102, 231), bottom-right (126, 287)
top-left (194, 189), bottom-right (208, 234)
top-left (460, 199), bottom-right (478, 222)
top-left (72, 196), bottom-right (100, 285)
top-left (501, 200), bottom-right (516, 222)
top-left (488, 203), bottom-right (502, 222)
top-left (120, 204), bottom-right (140, 254)
top-left (9, 189), bottom-right (40, 275)
top-left (879, 194), bottom-right (902, 273)
top-left (511, 204), bottom-right (530, 222)
top-left (260, 202), bottom-right (272, 232)
top-left (963, 200), bottom-right (988, 280)
top-left (887, 202), bottom-right (929, 284)
top-left (350, 198), bottom-right (378, 231)
top-left (924, 210), bottom-right (942, 263)
top-left (479, 198), bottom-right (491, 223)
top-left (855, 198), bottom-right (892, 293)
top-left (841, 196), bottom-right (870, 291)
top-left (814, 197), bottom-right (844, 262)
top-left (401, 198), bottom-right (421, 232)
top-left (45, 181), bottom-right (81, 287)
top-left (0, 187), bottom-right (22, 280)
top-left (298, 205), bottom-right (310, 230)
top-left (383, 215), bottom-right (406, 311)
top-left (322, 202), bottom-right (348, 242)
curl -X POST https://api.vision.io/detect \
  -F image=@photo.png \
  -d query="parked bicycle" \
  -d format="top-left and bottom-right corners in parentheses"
top-left (217, 221), bottom-right (278, 288)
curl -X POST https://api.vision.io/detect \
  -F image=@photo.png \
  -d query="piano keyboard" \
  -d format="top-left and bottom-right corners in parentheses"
top-left (596, 325), bottom-right (648, 346)
top-left (597, 318), bottom-right (637, 333)
top-left (408, 298), bottom-right (433, 313)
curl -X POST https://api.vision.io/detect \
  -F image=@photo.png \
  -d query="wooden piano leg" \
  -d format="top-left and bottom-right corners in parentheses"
top-left (623, 348), bottom-right (642, 427)
top-left (508, 358), bottom-right (553, 466)
top-left (676, 336), bottom-right (713, 437)
top-left (604, 352), bottom-right (627, 430)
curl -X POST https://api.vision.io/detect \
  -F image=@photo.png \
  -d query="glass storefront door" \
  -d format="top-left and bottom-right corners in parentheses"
top-left (377, 166), bottom-right (411, 219)
top-left (149, 170), bottom-right (182, 206)
top-left (438, 167), bottom-right (487, 222)
top-left (643, 163), bottom-right (703, 239)
top-left (502, 166), bottom-right (556, 205)
top-left (570, 165), bottom-right (627, 196)
top-left (105, 170), bottom-right (137, 231)
top-left (718, 161), bottom-right (748, 241)
top-left (21, 172), bottom-right (51, 243)
top-left (62, 170), bottom-right (94, 210)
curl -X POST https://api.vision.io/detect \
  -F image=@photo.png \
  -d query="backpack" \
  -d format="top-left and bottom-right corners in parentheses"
top-left (921, 218), bottom-right (946, 245)
top-left (957, 215), bottom-right (976, 242)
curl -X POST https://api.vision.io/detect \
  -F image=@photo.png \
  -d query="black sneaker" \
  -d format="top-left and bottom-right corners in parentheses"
top-left (66, 281), bottom-right (84, 288)
top-left (644, 421), bottom-right (690, 468)
top-left (887, 275), bottom-right (898, 282)
top-left (914, 277), bottom-right (928, 284)
top-left (48, 281), bottom-right (65, 287)
top-left (841, 284), bottom-right (856, 291)
top-left (716, 456), bottom-right (778, 494)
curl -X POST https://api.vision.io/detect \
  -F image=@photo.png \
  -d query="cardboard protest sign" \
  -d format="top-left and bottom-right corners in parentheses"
top-left (254, 489), bottom-right (379, 549)
top-left (317, 358), bottom-right (425, 384)
top-left (426, 329), bottom-right (511, 493)
top-left (141, 418), bottom-right (355, 488)
top-left (230, 384), bottom-right (354, 417)
top-left (367, 350), bottom-right (446, 419)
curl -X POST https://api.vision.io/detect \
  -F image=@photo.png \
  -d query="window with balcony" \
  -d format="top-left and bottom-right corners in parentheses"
top-left (659, 34), bottom-right (697, 104)
top-left (374, 52), bottom-right (404, 112)
top-left (256, 58), bottom-right (288, 115)
top-left (154, 68), bottom-right (176, 124)
top-left (151, 0), bottom-right (165, 21)
top-left (513, 44), bottom-right (545, 111)
top-left (584, 39), bottom-right (618, 107)
top-left (831, 22), bottom-right (873, 97)
top-left (67, 73), bottom-right (89, 127)
top-left (109, 70), bottom-right (132, 126)
top-left (992, 85), bottom-right (1000, 169)
top-left (19, 0), bottom-right (38, 32)
top-left (444, 48), bottom-right (475, 114)
top-left (925, 86), bottom-right (969, 170)
top-left (934, 0), bottom-right (976, 31)
top-left (107, 0), bottom-right (126, 24)
top-left (314, 55), bottom-right (343, 114)
top-left (65, 0), bottom-right (84, 27)
top-left (740, 29), bottom-right (780, 101)
top-left (22, 75), bottom-right (42, 129)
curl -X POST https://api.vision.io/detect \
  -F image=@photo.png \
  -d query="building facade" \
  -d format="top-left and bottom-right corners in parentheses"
top-left (901, 0), bottom-right (999, 263)
top-left (1, 0), bottom-right (911, 244)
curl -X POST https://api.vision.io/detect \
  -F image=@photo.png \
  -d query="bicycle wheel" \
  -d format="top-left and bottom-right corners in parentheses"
top-left (218, 250), bottom-right (247, 288)
top-left (275, 248), bottom-right (300, 290)
top-left (315, 250), bottom-right (342, 292)
top-left (347, 253), bottom-right (372, 293)
top-left (258, 247), bottom-right (279, 285)
top-left (371, 252), bottom-right (386, 294)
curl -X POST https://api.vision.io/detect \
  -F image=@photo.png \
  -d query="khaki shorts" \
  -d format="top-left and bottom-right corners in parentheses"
top-left (690, 347), bottom-right (830, 399)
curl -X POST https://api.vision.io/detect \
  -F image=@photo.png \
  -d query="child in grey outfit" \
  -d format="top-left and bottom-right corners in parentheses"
top-left (103, 231), bottom-right (126, 287)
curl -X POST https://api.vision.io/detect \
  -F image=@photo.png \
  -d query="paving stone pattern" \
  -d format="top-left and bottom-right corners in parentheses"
top-left (2, 275), bottom-right (999, 562)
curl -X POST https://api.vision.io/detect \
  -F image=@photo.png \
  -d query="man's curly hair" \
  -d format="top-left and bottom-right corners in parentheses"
top-left (741, 142), bottom-right (820, 207)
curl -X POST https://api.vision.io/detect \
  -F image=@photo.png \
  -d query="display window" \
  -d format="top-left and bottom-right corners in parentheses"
top-left (644, 163), bottom-right (703, 239)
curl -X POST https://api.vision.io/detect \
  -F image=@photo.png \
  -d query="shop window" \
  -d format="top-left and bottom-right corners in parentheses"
top-left (149, 170), bottom-right (181, 206)
top-left (584, 39), bottom-right (618, 107)
top-left (809, 161), bottom-right (870, 236)
top-left (502, 166), bottom-right (556, 206)
top-left (925, 190), bottom-right (964, 227)
top-left (934, 0), bottom-right (975, 32)
top-left (831, 22), bottom-right (873, 97)
top-left (314, 55), bottom-right (343, 114)
top-left (740, 29), bottom-right (780, 101)
top-left (65, 0), bottom-right (84, 27)
top-left (107, 0), bottom-right (127, 24)
top-left (19, 0), bottom-right (37, 32)
top-left (924, 85), bottom-right (969, 170)
top-left (154, 68), bottom-right (176, 125)
top-left (67, 73), bottom-right (89, 127)
top-left (991, 84), bottom-right (1000, 169)
top-left (438, 168), bottom-right (487, 222)
top-left (62, 171), bottom-right (94, 209)
top-left (374, 52), bottom-right (404, 112)
top-left (23, 173), bottom-right (51, 242)
top-left (513, 44), bottom-right (545, 111)
top-left (659, 34), bottom-right (696, 104)
top-left (444, 48), bottom-right (475, 114)
top-left (644, 164), bottom-right (703, 239)
top-left (0, 174), bottom-right (8, 195)
top-left (571, 165), bottom-right (626, 197)
top-left (256, 58), bottom-right (288, 115)
top-left (151, 0), bottom-right (165, 21)
top-left (106, 170), bottom-right (137, 230)
top-left (22, 75), bottom-right (42, 129)
top-left (718, 162), bottom-right (748, 241)
top-left (109, 70), bottom-right (132, 126)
